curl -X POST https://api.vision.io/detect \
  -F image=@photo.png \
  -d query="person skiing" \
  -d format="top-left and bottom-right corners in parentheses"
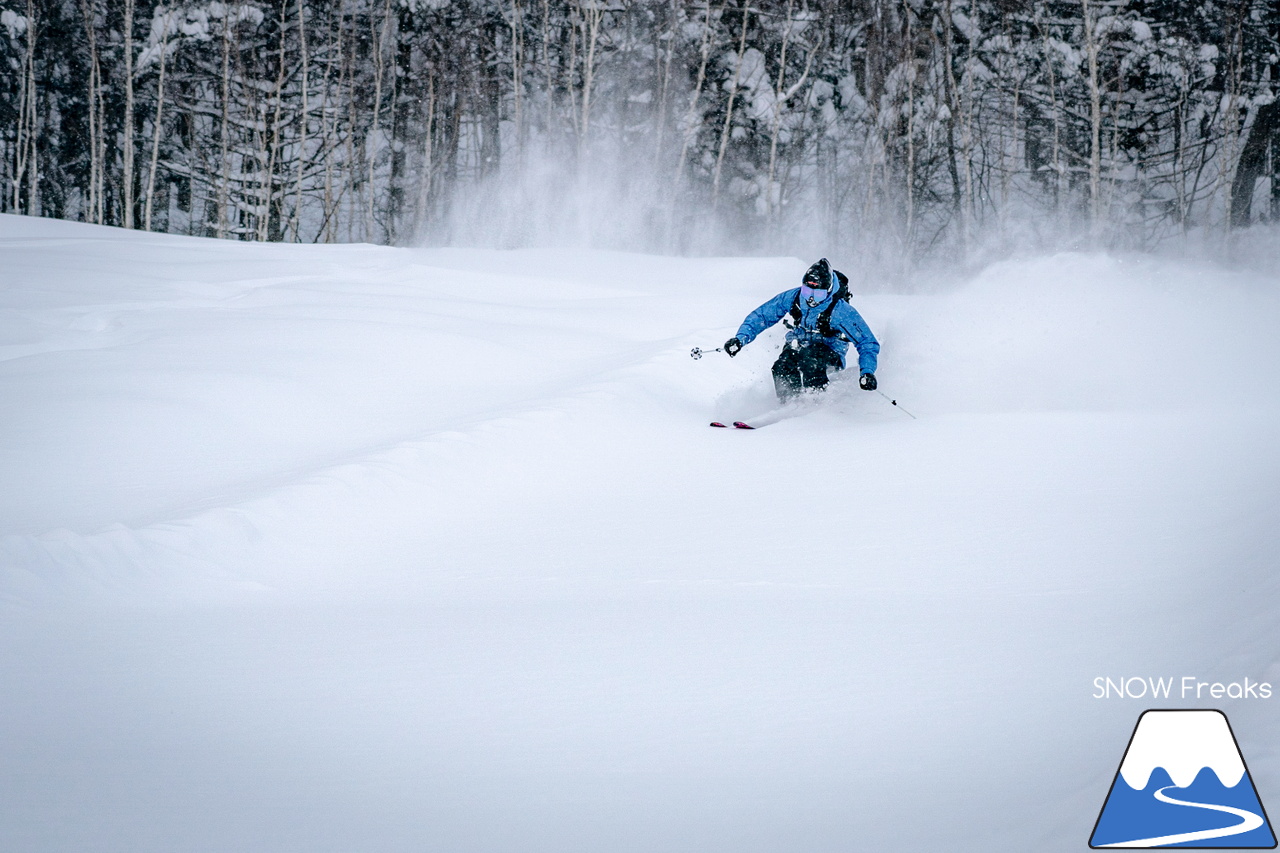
top-left (724, 258), bottom-right (879, 401)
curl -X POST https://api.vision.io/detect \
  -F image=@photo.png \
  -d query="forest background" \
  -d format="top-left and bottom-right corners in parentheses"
top-left (3, 0), bottom-right (1280, 271)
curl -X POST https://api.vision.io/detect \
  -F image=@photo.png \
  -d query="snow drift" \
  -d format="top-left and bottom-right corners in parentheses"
top-left (1, 213), bottom-right (1278, 853)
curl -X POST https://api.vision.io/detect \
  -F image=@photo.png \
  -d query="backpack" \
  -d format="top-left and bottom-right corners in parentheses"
top-left (783, 269), bottom-right (852, 340)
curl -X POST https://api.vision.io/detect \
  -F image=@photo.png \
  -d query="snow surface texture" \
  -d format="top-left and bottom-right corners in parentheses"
top-left (1, 212), bottom-right (1279, 852)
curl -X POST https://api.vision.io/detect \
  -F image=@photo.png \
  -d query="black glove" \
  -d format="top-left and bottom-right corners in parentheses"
top-left (859, 372), bottom-right (877, 391)
top-left (724, 337), bottom-right (743, 357)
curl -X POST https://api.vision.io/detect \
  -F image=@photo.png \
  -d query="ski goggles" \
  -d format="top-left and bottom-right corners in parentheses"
top-left (799, 284), bottom-right (830, 306)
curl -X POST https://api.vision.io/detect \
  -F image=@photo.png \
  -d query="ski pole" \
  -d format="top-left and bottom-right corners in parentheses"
top-left (876, 389), bottom-right (918, 419)
top-left (690, 346), bottom-right (724, 359)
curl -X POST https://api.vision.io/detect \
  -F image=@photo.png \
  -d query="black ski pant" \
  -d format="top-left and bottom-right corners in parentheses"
top-left (772, 341), bottom-right (843, 400)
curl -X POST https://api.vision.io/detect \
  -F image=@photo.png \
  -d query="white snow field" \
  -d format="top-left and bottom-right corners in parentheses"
top-left (2, 212), bottom-right (1279, 853)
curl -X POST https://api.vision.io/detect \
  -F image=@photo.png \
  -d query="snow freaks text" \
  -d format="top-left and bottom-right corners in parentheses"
top-left (1093, 677), bottom-right (1274, 700)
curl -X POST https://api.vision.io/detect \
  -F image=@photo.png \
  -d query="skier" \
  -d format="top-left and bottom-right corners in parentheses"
top-left (724, 258), bottom-right (880, 402)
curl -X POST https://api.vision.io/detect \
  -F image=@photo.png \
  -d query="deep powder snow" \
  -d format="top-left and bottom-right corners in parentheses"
top-left (1, 214), bottom-right (1278, 852)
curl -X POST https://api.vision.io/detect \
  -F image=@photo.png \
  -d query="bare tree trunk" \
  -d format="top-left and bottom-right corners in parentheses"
top-left (122, 0), bottom-right (135, 228)
top-left (185, 97), bottom-right (204, 236)
top-left (902, 2), bottom-right (916, 245)
top-left (343, 18), bottom-right (359, 243)
top-left (475, 22), bottom-right (501, 183)
top-left (577, 0), bottom-right (603, 149)
top-left (386, 22), bottom-right (407, 241)
top-left (217, 7), bottom-right (233, 238)
top-left (961, 10), bottom-right (976, 241)
top-left (320, 9), bottom-right (342, 243)
top-left (564, 4), bottom-right (580, 142)
top-left (261, 0), bottom-right (289, 241)
top-left (541, 0), bottom-right (553, 138)
top-left (1219, 10), bottom-right (1247, 234)
top-left (940, 0), bottom-right (964, 247)
top-left (996, 11), bottom-right (1020, 238)
top-left (651, 0), bottom-right (676, 172)
top-left (94, 4), bottom-right (107, 222)
top-left (442, 81), bottom-right (462, 230)
top-left (80, 0), bottom-right (104, 223)
top-left (292, 0), bottom-right (310, 241)
top-left (861, 0), bottom-right (896, 237)
top-left (413, 73), bottom-right (437, 240)
top-left (13, 0), bottom-right (38, 213)
top-left (670, 0), bottom-right (717, 245)
top-left (1081, 0), bottom-right (1102, 230)
top-left (766, 0), bottom-right (794, 223)
top-left (1035, 5), bottom-right (1064, 213)
top-left (766, 0), bottom-right (815, 225)
top-left (1003, 51), bottom-right (1021, 237)
top-left (26, 2), bottom-right (38, 212)
top-left (144, 26), bottom-right (168, 231)
top-left (509, 0), bottom-right (525, 162)
top-left (1229, 102), bottom-right (1279, 226)
top-left (366, 0), bottom-right (393, 241)
top-left (673, 1), bottom-right (716, 190)
top-left (1173, 86), bottom-right (1189, 230)
top-left (1272, 121), bottom-right (1280, 222)
top-left (712, 4), bottom-right (750, 209)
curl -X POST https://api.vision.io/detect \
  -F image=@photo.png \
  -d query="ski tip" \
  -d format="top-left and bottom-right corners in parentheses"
top-left (709, 421), bottom-right (729, 428)
top-left (732, 421), bottom-right (755, 429)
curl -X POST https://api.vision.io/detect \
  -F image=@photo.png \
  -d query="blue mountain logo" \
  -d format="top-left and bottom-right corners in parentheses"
top-left (1091, 710), bottom-right (1276, 848)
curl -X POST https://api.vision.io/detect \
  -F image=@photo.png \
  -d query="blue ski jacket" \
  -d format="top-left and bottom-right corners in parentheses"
top-left (735, 288), bottom-right (880, 374)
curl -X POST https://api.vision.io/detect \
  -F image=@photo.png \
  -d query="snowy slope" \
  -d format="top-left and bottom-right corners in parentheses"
top-left (2, 213), bottom-right (1279, 853)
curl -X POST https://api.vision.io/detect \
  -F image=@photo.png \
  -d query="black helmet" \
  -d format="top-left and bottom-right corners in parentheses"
top-left (802, 258), bottom-right (832, 289)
